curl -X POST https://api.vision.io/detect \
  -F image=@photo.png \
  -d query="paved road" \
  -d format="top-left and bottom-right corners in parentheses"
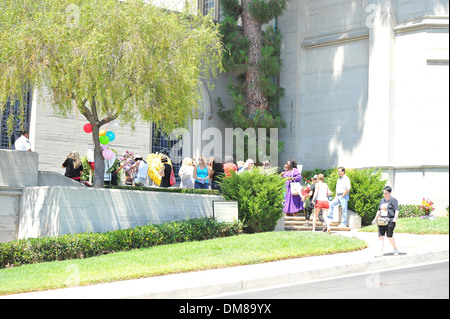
top-left (213, 261), bottom-right (449, 299)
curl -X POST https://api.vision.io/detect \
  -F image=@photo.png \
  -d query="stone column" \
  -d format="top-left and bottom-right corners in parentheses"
top-left (365, 0), bottom-right (397, 166)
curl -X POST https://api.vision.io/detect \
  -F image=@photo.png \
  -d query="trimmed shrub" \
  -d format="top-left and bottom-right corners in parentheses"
top-left (399, 204), bottom-right (424, 218)
top-left (302, 168), bottom-right (335, 182)
top-left (0, 218), bottom-right (242, 269)
top-left (220, 167), bottom-right (285, 233)
top-left (104, 185), bottom-right (219, 195)
top-left (326, 168), bottom-right (387, 226)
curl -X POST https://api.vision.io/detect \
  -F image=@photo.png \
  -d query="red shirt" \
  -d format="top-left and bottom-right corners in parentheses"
top-left (223, 163), bottom-right (237, 177)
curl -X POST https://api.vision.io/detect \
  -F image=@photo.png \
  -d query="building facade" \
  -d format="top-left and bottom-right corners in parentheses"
top-left (276, 0), bottom-right (449, 213)
top-left (1, 0), bottom-right (448, 213)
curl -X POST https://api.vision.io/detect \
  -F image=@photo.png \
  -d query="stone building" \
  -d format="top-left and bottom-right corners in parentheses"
top-left (276, 0), bottom-right (449, 214)
top-left (1, 0), bottom-right (448, 214)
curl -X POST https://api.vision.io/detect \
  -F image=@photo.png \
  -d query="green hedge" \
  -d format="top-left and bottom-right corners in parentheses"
top-left (220, 167), bottom-right (285, 233)
top-left (302, 168), bottom-right (335, 182)
top-left (104, 185), bottom-right (220, 195)
top-left (399, 204), bottom-right (424, 218)
top-left (0, 218), bottom-right (243, 269)
top-left (326, 168), bottom-right (386, 225)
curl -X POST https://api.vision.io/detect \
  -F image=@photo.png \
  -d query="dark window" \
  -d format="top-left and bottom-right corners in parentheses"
top-left (1, 87), bottom-right (32, 149)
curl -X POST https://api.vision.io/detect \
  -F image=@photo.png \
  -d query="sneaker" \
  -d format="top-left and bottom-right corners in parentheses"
top-left (393, 248), bottom-right (399, 256)
top-left (338, 223), bottom-right (347, 228)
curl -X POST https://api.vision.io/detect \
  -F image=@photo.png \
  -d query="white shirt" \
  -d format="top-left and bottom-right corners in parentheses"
top-left (14, 135), bottom-right (32, 151)
top-left (336, 175), bottom-right (351, 195)
top-left (136, 160), bottom-right (149, 178)
top-left (315, 182), bottom-right (330, 201)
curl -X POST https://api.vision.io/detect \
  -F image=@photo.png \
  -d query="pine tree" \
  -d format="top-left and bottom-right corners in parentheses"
top-left (218, 0), bottom-right (289, 130)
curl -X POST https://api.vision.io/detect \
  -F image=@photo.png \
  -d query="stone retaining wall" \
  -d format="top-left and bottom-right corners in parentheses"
top-left (18, 186), bottom-right (225, 239)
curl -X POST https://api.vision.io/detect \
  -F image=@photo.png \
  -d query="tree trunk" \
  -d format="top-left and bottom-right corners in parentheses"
top-left (91, 123), bottom-right (105, 188)
top-left (242, 0), bottom-right (269, 116)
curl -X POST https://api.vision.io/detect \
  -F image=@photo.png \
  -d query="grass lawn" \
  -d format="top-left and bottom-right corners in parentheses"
top-left (0, 231), bottom-right (367, 295)
top-left (360, 217), bottom-right (449, 235)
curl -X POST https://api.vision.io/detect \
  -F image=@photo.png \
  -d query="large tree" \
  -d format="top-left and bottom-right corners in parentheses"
top-left (0, 0), bottom-right (223, 187)
top-left (218, 0), bottom-right (288, 129)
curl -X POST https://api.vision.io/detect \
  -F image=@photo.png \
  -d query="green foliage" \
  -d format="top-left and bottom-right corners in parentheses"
top-left (220, 0), bottom-right (242, 20)
top-left (104, 184), bottom-right (220, 195)
top-left (326, 168), bottom-right (387, 225)
top-left (0, 218), bottom-right (243, 269)
top-left (248, 0), bottom-right (289, 24)
top-left (302, 168), bottom-right (335, 182)
top-left (399, 205), bottom-right (425, 218)
top-left (220, 167), bottom-right (285, 233)
top-left (219, 16), bottom-right (249, 73)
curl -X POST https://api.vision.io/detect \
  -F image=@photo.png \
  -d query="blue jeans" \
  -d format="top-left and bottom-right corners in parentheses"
top-left (195, 181), bottom-right (209, 189)
top-left (328, 194), bottom-right (349, 225)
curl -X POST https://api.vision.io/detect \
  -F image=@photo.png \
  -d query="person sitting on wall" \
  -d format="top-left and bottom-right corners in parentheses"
top-left (14, 130), bottom-right (32, 152)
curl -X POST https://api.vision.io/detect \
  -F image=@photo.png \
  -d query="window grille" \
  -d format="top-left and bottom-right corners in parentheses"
top-left (0, 88), bottom-right (32, 150)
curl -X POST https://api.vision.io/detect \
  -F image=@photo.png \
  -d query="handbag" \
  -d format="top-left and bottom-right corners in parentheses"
top-left (377, 216), bottom-right (390, 226)
top-left (170, 167), bottom-right (176, 186)
top-left (290, 182), bottom-right (302, 196)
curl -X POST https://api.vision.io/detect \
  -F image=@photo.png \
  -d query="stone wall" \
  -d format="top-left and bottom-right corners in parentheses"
top-left (0, 150), bottom-right (39, 187)
top-left (0, 187), bottom-right (22, 243)
top-left (0, 149), bottom-right (230, 243)
top-left (18, 186), bottom-right (225, 239)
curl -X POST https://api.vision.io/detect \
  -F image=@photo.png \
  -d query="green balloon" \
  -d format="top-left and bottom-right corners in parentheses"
top-left (99, 135), bottom-right (110, 145)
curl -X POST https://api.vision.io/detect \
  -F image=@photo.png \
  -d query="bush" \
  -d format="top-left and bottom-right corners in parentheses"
top-left (220, 167), bottom-right (286, 233)
top-left (326, 168), bottom-right (387, 226)
top-left (0, 218), bottom-right (243, 269)
top-left (399, 204), bottom-right (424, 218)
top-left (302, 168), bottom-right (335, 183)
top-left (104, 185), bottom-right (219, 195)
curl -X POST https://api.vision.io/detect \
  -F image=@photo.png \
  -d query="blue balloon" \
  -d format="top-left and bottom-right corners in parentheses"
top-left (105, 131), bottom-right (115, 142)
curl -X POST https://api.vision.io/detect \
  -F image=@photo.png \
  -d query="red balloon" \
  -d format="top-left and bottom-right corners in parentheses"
top-left (83, 123), bottom-right (92, 133)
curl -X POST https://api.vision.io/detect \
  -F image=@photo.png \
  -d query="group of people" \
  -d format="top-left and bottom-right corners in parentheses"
top-left (281, 161), bottom-right (342, 233)
top-left (283, 161), bottom-right (399, 256)
top-left (178, 156), bottom-right (268, 190)
top-left (12, 129), bottom-right (398, 256)
top-left (19, 131), bottom-right (397, 257)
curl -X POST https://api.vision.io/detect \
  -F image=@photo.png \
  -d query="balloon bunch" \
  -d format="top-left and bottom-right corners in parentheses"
top-left (83, 123), bottom-right (116, 160)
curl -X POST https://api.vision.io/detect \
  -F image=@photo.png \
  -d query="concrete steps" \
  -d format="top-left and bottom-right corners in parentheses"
top-left (284, 214), bottom-right (351, 232)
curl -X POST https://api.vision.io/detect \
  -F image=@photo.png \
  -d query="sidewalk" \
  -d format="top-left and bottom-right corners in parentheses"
top-left (2, 231), bottom-right (448, 299)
